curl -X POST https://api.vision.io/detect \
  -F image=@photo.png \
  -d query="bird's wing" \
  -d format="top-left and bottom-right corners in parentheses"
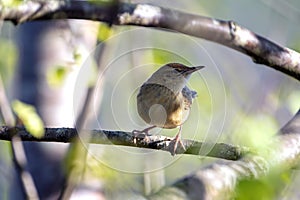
top-left (182, 86), bottom-right (197, 109)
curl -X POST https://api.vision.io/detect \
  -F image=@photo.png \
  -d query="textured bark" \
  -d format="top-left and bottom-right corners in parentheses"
top-left (0, 126), bottom-right (247, 160)
top-left (1, 1), bottom-right (300, 81)
top-left (149, 109), bottom-right (300, 200)
top-left (1, 1), bottom-right (299, 199)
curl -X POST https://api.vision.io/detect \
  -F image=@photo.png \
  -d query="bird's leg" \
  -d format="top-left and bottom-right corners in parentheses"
top-left (132, 125), bottom-right (156, 136)
top-left (132, 125), bottom-right (156, 142)
top-left (168, 125), bottom-right (186, 156)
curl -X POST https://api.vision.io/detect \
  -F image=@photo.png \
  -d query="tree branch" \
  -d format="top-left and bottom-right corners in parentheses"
top-left (0, 126), bottom-right (248, 160)
top-left (1, 1), bottom-right (300, 81)
top-left (0, 76), bottom-right (39, 199)
top-left (149, 109), bottom-right (300, 200)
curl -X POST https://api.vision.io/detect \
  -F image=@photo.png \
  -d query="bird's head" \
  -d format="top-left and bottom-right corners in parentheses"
top-left (166, 63), bottom-right (205, 79)
top-left (145, 63), bottom-right (205, 93)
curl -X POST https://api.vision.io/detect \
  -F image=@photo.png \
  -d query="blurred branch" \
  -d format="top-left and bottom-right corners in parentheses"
top-left (149, 109), bottom-right (300, 200)
top-left (0, 76), bottom-right (39, 200)
top-left (1, 1), bottom-right (300, 80)
top-left (0, 126), bottom-right (248, 160)
top-left (59, 18), bottom-right (108, 200)
top-left (2, 107), bottom-right (298, 200)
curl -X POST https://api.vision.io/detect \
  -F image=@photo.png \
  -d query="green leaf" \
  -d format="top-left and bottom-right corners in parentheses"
top-left (236, 169), bottom-right (292, 200)
top-left (12, 100), bottom-right (44, 138)
top-left (98, 22), bottom-right (113, 41)
top-left (1, 0), bottom-right (22, 7)
top-left (236, 179), bottom-right (275, 200)
top-left (46, 65), bottom-right (68, 87)
top-left (73, 49), bottom-right (82, 64)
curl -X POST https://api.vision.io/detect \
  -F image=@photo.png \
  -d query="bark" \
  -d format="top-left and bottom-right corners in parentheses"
top-left (1, 1), bottom-right (300, 81)
top-left (0, 126), bottom-right (247, 160)
top-left (149, 109), bottom-right (300, 200)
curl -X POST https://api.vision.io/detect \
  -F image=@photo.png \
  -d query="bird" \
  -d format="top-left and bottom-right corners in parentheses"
top-left (133, 63), bottom-right (205, 155)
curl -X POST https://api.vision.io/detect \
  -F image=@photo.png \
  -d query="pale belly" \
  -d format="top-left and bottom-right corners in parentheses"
top-left (137, 84), bottom-right (190, 129)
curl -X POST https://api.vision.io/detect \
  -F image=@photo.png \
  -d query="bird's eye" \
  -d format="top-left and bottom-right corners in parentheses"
top-left (174, 68), bottom-right (184, 73)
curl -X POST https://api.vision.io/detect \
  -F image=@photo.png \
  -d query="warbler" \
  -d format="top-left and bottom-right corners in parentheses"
top-left (134, 63), bottom-right (204, 155)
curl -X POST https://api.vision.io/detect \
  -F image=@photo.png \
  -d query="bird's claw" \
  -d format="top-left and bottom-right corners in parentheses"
top-left (131, 130), bottom-right (150, 144)
top-left (167, 135), bottom-right (186, 156)
top-left (132, 126), bottom-right (156, 144)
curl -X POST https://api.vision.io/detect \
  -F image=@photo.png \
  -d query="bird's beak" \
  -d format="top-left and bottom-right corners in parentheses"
top-left (194, 66), bottom-right (205, 70)
top-left (189, 66), bottom-right (205, 73)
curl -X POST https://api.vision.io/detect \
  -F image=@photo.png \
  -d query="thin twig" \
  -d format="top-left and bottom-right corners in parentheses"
top-left (0, 76), bottom-right (39, 200)
top-left (59, 7), bottom-right (113, 198)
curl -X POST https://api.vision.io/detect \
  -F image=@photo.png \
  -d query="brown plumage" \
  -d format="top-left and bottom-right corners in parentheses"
top-left (134, 63), bottom-right (204, 155)
top-left (137, 83), bottom-right (182, 129)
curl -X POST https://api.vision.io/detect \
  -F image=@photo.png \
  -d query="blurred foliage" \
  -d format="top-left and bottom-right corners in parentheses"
top-left (0, 39), bottom-right (17, 84)
top-left (143, 49), bottom-right (188, 65)
top-left (46, 65), bottom-right (69, 87)
top-left (236, 169), bottom-right (293, 200)
top-left (0, 0), bottom-right (299, 199)
top-left (232, 112), bottom-right (278, 149)
top-left (63, 145), bottom-right (144, 196)
top-left (0, 0), bottom-right (22, 7)
top-left (287, 91), bottom-right (300, 114)
top-left (290, 32), bottom-right (300, 53)
top-left (88, 0), bottom-right (113, 5)
top-left (12, 100), bottom-right (44, 138)
top-left (46, 49), bottom-right (97, 88)
top-left (87, 58), bottom-right (98, 87)
top-left (73, 48), bottom-right (83, 64)
top-left (62, 140), bottom-right (89, 187)
top-left (98, 22), bottom-right (114, 42)
top-left (86, 154), bottom-right (142, 193)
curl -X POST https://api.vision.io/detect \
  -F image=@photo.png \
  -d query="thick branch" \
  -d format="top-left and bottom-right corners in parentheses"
top-left (1, 1), bottom-right (300, 80)
top-left (0, 126), bottom-right (247, 160)
top-left (149, 109), bottom-right (300, 200)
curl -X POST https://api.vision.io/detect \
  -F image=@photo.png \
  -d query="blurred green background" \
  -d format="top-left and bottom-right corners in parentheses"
top-left (0, 0), bottom-right (300, 199)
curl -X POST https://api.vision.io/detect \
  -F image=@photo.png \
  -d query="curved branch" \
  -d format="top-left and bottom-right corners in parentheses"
top-left (0, 126), bottom-right (248, 160)
top-left (149, 109), bottom-right (300, 200)
top-left (1, 1), bottom-right (300, 80)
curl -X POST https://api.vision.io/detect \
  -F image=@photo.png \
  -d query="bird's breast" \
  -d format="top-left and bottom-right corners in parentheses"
top-left (137, 84), bottom-right (190, 129)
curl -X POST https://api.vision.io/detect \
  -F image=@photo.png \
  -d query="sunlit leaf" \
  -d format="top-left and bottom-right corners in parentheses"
top-left (141, 49), bottom-right (189, 68)
top-left (280, 170), bottom-right (292, 185)
top-left (98, 22), bottom-right (113, 41)
top-left (12, 100), bottom-right (44, 138)
top-left (46, 65), bottom-right (68, 87)
top-left (1, 0), bottom-right (22, 7)
top-left (236, 169), bottom-right (293, 200)
top-left (73, 49), bottom-right (82, 64)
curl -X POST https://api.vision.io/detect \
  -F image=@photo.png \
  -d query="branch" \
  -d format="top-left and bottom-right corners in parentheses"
top-left (0, 76), bottom-right (39, 199)
top-left (59, 13), bottom-right (110, 198)
top-left (1, 1), bottom-right (300, 81)
top-left (149, 109), bottom-right (300, 200)
top-left (0, 126), bottom-right (248, 160)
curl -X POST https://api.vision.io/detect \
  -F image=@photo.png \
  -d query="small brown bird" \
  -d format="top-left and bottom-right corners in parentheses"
top-left (134, 63), bottom-right (204, 155)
